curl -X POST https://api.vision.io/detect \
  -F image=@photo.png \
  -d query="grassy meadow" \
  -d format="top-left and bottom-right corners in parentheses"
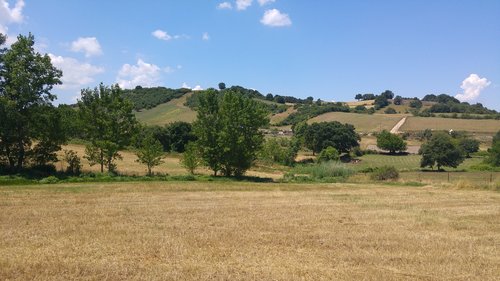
top-left (135, 93), bottom-right (197, 126)
top-left (1, 181), bottom-right (499, 280)
top-left (308, 112), bottom-right (403, 133)
top-left (402, 116), bottom-right (500, 135)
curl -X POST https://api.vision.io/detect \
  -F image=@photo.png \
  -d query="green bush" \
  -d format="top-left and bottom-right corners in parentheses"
top-left (39, 176), bottom-right (59, 184)
top-left (370, 166), bottom-right (399, 181)
top-left (317, 146), bottom-right (339, 163)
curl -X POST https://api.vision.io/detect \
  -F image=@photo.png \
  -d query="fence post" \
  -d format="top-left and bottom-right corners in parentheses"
top-left (447, 172), bottom-right (450, 183)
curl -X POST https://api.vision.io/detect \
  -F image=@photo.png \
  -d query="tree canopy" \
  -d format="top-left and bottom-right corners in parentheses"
top-left (0, 33), bottom-right (64, 171)
top-left (301, 122), bottom-right (360, 154)
top-left (376, 131), bottom-right (407, 154)
top-left (420, 133), bottom-right (465, 170)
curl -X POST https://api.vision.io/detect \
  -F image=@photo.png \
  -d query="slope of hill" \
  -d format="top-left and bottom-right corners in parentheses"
top-left (401, 116), bottom-right (500, 134)
top-left (135, 93), bottom-right (197, 126)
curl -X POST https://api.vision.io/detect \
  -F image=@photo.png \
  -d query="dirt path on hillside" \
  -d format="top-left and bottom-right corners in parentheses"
top-left (390, 117), bottom-right (407, 134)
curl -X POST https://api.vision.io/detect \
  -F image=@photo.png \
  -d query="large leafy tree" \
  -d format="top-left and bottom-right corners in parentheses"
top-left (304, 122), bottom-right (360, 155)
top-left (420, 133), bottom-right (465, 170)
top-left (0, 33), bottom-right (63, 171)
top-left (78, 84), bottom-right (138, 173)
top-left (376, 130), bottom-right (407, 154)
top-left (193, 89), bottom-right (269, 176)
top-left (135, 133), bottom-right (164, 176)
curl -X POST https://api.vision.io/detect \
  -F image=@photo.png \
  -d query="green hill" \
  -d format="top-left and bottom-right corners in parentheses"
top-left (135, 93), bottom-right (197, 126)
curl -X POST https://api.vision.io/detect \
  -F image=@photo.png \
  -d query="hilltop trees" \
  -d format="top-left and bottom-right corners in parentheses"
top-left (0, 33), bottom-right (64, 171)
top-left (193, 89), bottom-right (269, 176)
top-left (78, 84), bottom-right (138, 173)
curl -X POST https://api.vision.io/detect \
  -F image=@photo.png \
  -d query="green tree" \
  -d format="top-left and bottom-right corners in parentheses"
top-left (380, 90), bottom-right (394, 99)
top-left (304, 122), bottom-right (359, 155)
top-left (420, 133), bottom-right (465, 170)
top-left (458, 138), bottom-right (479, 158)
top-left (409, 99), bottom-right (423, 109)
top-left (393, 95), bottom-right (403, 105)
top-left (486, 141), bottom-right (500, 166)
top-left (218, 82), bottom-right (226, 90)
top-left (193, 89), bottom-right (269, 176)
top-left (135, 134), bottom-right (165, 176)
top-left (78, 83), bottom-right (138, 173)
top-left (181, 142), bottom-right (200, 174)
top-left (376, 130), bottom-right (407, 154)
top-left (374, 95), bottom-right (389, 109)
top-left (0, 33), bottom-right (63, 171)
top-left (355, 94), bottom-right (363, 101)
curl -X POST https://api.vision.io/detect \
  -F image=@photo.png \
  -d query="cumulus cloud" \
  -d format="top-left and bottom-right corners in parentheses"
top-left (117, 59), bottom-right (163, 89)
top-left (257, 0), bottom-right (275, 6)
top-left (0, 0), bottom-right (25, 45)
top-left (260, 9), bottom-right (292, 27)
top-left (181, 83), bottom-right (203, 91)
top-left (0, 0), bottom-right (25, 25)
top-left (70, 37), bottom-right (102, 57)
top-left (152, 29), bottom-right (172, 41)
top-left (202, 32), bottom-right (210, 41)
top-left (455, 74), bottom-right (491, 102)
top-left (217, 2), bottom-right (232, 9)
top-left (236, 0), bottom-right (252, 10)
top-left (152, 29), bottom-right (188, 41)
top-left (48, 54), bottom-right (104, 90)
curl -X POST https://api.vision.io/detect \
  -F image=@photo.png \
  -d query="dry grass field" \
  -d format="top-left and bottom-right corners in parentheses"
top-left (308, 112), bottom-right (404, 133)
top-left (135, 93), bottom-right (197, 126)
top-left (270, 105), bottom-right (297, 125)
top-left (402, 116), bottom-right (500, 134)
top-left (1, 182), bottom-right (499, 280)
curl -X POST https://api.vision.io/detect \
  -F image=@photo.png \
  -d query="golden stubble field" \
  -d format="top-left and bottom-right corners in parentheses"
top-left (1, 182), bottom-right (499, 280)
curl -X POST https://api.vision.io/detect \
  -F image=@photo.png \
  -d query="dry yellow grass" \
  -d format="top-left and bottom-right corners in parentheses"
top-left (270, 106), bottom-right (297, 125)
top-left (1, 182), bottom-right (499, 280)
top-left (308, 112), bottom-right (404, 133)
top-left (402, 116), bottom-right (500, 134)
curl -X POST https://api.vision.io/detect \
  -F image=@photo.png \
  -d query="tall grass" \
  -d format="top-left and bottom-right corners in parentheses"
top-left (289, 161), bottom-right (354, 180)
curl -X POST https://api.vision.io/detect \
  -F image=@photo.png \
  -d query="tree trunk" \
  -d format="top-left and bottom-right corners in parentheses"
top-left (100, 150), bottom-right (104, 173)
top-left (16, 140), bottom-right (25, 171)
top-left (148, 166), bottom-right (152, 176)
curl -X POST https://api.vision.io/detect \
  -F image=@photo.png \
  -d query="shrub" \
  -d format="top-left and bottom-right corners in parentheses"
top-left (384, 107), bottom-right (397, 114)
top-left (317, 146), bottom-right (339, 163)
top-left (181, 142), bottom-right (201, 174)
top-left (39, 176), bottom-right (59, 184)
top-left (291, 161), bottom-right (355, 180)
top-left (371, 166), bottom-right (399, 181)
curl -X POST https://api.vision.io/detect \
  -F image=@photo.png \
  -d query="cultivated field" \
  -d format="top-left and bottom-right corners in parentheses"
top-left (402, 116), bottom-right (500, 135)
top-left (308, 112), bottom-right (404, 133)
top-left (1, 182), bottom-right (499, 280)
top-left (135, 93), bottom-right (197, 126)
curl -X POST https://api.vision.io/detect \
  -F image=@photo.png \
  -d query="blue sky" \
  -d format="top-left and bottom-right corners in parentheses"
top-left (1, 0), bottom-right (499, 109)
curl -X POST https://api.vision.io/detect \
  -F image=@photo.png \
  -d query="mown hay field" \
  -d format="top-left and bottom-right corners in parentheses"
top-left (308, 112), bottom-right (403, 133)
top-left (1, 182), bottom-right (499, 280)
top-left (402, 116), bottom-right (500, 134)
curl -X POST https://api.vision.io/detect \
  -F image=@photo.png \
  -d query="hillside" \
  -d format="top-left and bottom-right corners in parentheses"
top-left (308, 112), bottom-right (404, 133)
top-left (135, 93), bottom-right (197, 126)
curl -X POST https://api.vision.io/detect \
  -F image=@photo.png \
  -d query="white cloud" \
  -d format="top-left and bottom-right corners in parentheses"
top-left (261, 9), bottom-right (292, 27)
top-left (455, 74), bottom-right (491, 102)
top-left (217, 2), bottom-right (232, 9)
top-left (117, 59), bottom-right (163, 89)
top-left (48, 54), bottom-right (104, 90)
top-left (181, 82), bottom-right (190, 89)
top-left (236, 0), bottom-right (252, 10)
top-left (202, 32), bottom-right (210, 41)
top-left (0, 0), bottom-right (25, 24)
top-left (181, 83), bottom-right (202, 91)
top-left (152, 29), bottom-right (172, 41)
top-left (258, 0), bottom-right (275, 6)
top-left (192, 85), bottom-right (203, 91)
top-left (70, 37), bottom-right (102, 57)
top-left (0, 0), bottom-right (25, 45)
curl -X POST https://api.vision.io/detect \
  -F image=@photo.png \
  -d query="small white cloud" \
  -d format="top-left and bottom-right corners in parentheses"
top-left (217, 2), bottom-right (232, 9)
top-left (117, 59), bottom-right (162, 89)
top-left (202, 32), bottom-right (210, 41)
top-left (192, 85), bottom-right (203, 91)
top-left (181, 82), bottom-right (191, 89)
top-left (261, 9), bottom-right (292, 27)
top-left (48, 54), bottom-right (104, 90)
top-left (258, 0), bottom-right (275, 6)
top-left (152, 29), bottom-right (172, 41)
top-left (70, 37), bottom-right (102, 57)
top-left (455, 74), bottom-right (491, 102)
top-left (236, 0), bottom-right (252, 10)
